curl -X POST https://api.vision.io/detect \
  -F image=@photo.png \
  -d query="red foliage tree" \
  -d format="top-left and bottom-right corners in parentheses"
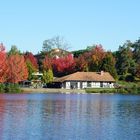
top-left (7, 54), bottom-right (28, 83)
top-left (0, 43), bottom-right (7, 83)
top-left (75, 55), bottom-right (88, 71)
top-left (42, 55), bottom-right (52, 70)
top-left (24, 52), bottom-right (38, 70)
top-left (53, 54), bottom-right (75, 76)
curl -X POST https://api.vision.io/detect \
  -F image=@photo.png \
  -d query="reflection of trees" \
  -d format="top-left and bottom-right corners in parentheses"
top-left (1, 94), bottom-right (140, 139)
top-left (0, 95), bottom-right (7, 139)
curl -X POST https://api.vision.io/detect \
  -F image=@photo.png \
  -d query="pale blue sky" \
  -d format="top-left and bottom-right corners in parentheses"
top-left (0, 0), bottom-right (140, 54)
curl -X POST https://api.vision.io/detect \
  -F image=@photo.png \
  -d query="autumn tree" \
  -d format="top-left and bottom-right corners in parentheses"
top-left (42, 55), bottom-right (52, 70)
top-left (7, 54), bottom-right (28, 83)
top-left (53, 54), bottom-right (75, 76)
top-left (0, 43), bottom-right (7, 83)
top-left (91, 45), bottom-right (105, 71)
top-left (42, 55), bottom-right (53, 83)
top-left (24, 52), bottom-right (38, 69)
top-left (88, 45), bottom-right (105, 71)
top-left (24, 52), bottom-right (38, 80)
top-left (75, 55), bottom-right (88, 71)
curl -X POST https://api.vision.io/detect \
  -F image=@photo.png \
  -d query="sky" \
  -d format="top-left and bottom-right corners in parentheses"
top-left (0, 0), bottom-right (140, 54)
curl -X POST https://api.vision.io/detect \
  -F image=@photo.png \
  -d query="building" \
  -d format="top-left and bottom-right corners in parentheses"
top-left (31, 72), bottom-right (43, 88)
top-left (54, 71), bottom-right (115, 89)
top-left (49, 48), bottom-right (73, 59)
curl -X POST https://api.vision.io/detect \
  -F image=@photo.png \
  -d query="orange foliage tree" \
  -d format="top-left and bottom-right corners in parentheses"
top-left (7, 54), bottom-right (28, 83)
top-left (0, 43), bottom-right (7, 83)
top-left (90, 45), bottom-right (105, 71)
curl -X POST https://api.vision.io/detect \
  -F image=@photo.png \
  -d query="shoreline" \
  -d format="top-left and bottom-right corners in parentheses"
top-left (15, 87), bottom-right (140, 94)
top-left (21, 87), bottom-right (87, 94)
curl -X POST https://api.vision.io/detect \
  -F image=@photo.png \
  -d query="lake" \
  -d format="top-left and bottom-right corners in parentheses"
top-left (0, 93), bottom-right (140, 140)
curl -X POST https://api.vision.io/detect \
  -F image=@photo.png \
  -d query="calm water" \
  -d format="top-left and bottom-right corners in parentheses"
top-left (0, 93), bottom-right (140, 140)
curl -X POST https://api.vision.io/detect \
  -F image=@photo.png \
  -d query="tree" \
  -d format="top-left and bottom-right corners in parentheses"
top-left (42, 69), bottom-right (53, 83)
top-left (24, 52), bottom-right (38, 69)
top-left (8, 45), bottom-right (21, 55)
top-left (75, 55), bottom-right (88, 71)
top-left (42, 55), bottom-right (52, 70)
top-left (136, 63), bottom-right (140, 78)
top-left (89, 45), bottom-right (105, 71)
top-left (116, 41), bottom-right (135, 75)
top-left (132, 38), bottom-right (140, 63)
top-left (25, 60), bottom-right (36, 80)
top-left (7, 54), bottom-right (28, 83)
top-left (101, 52), bottom-right (118, 79)
top-left (24, 52), bottom-right (38, 80)
top-left (42, 36), bottom-right (69, 52)
top-left (42, 55), bottom-right (53, 83)
top-left (53, 54), bottom-right (75, 76)
top-left (0, 43), bottom-right (7, 83)
top-left (72, 49), bottom-right (88, 58)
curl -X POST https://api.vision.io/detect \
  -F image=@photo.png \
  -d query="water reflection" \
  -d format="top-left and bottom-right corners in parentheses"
top-left (0, 94), bottom-right (140, 140)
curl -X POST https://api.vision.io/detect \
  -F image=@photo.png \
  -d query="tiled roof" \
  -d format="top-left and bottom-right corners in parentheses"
top-left (54, 72), bottom-right (115, 82)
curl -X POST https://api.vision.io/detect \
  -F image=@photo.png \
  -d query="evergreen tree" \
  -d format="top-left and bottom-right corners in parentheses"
top-left (8, 45), bottom-right (21, 55)
top-left (132, 38), bottom-right (140, 63)
top-left (116, 42), bottom-right (134, 75)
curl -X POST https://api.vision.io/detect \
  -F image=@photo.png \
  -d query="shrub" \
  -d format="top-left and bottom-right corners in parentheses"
top-left (119, 75), bottom-right (126, 81)
top-left (5, 83), bottom-right (21, 93)
top-left (0, 84), bottom-right (5, 93)
top-left (125, 75), bottom-right (135, 82)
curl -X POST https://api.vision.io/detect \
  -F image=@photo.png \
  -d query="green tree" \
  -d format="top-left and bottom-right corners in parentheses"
top-left (101, 52), bottom-right (118, 79)
top-left (42, 69), bottom-right (53, 83)
top-left (26, 60), bottom-right (36, 80)
top-left (116, 41), bottom-right (134, 75)
top-left (132, 38), bottom-right (140, 63)
top-left (8, 45), bottom-right (21, 55)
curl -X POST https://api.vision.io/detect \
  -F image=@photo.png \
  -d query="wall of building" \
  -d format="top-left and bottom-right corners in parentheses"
top-left (63, 81), bottom-right (114, 89)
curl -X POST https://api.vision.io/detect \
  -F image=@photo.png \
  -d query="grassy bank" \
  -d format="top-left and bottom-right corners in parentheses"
top-left (0, 83), bottom-right (22, 93)
top-left (117, 81), bottom-right (140, 94)
top-left (85, 88), bottom-right (117, 93)
top-left (0, 81), bottom-right (140, 94)
top-left (86, 81), bottom-right (140, 94)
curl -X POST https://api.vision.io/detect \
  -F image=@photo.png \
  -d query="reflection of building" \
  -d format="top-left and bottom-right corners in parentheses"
top-left (54, 71), bottom-right (115, 89)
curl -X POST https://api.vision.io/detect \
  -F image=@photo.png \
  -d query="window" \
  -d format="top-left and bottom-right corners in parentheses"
top-left (87, 82), bottom-right (91, 87)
